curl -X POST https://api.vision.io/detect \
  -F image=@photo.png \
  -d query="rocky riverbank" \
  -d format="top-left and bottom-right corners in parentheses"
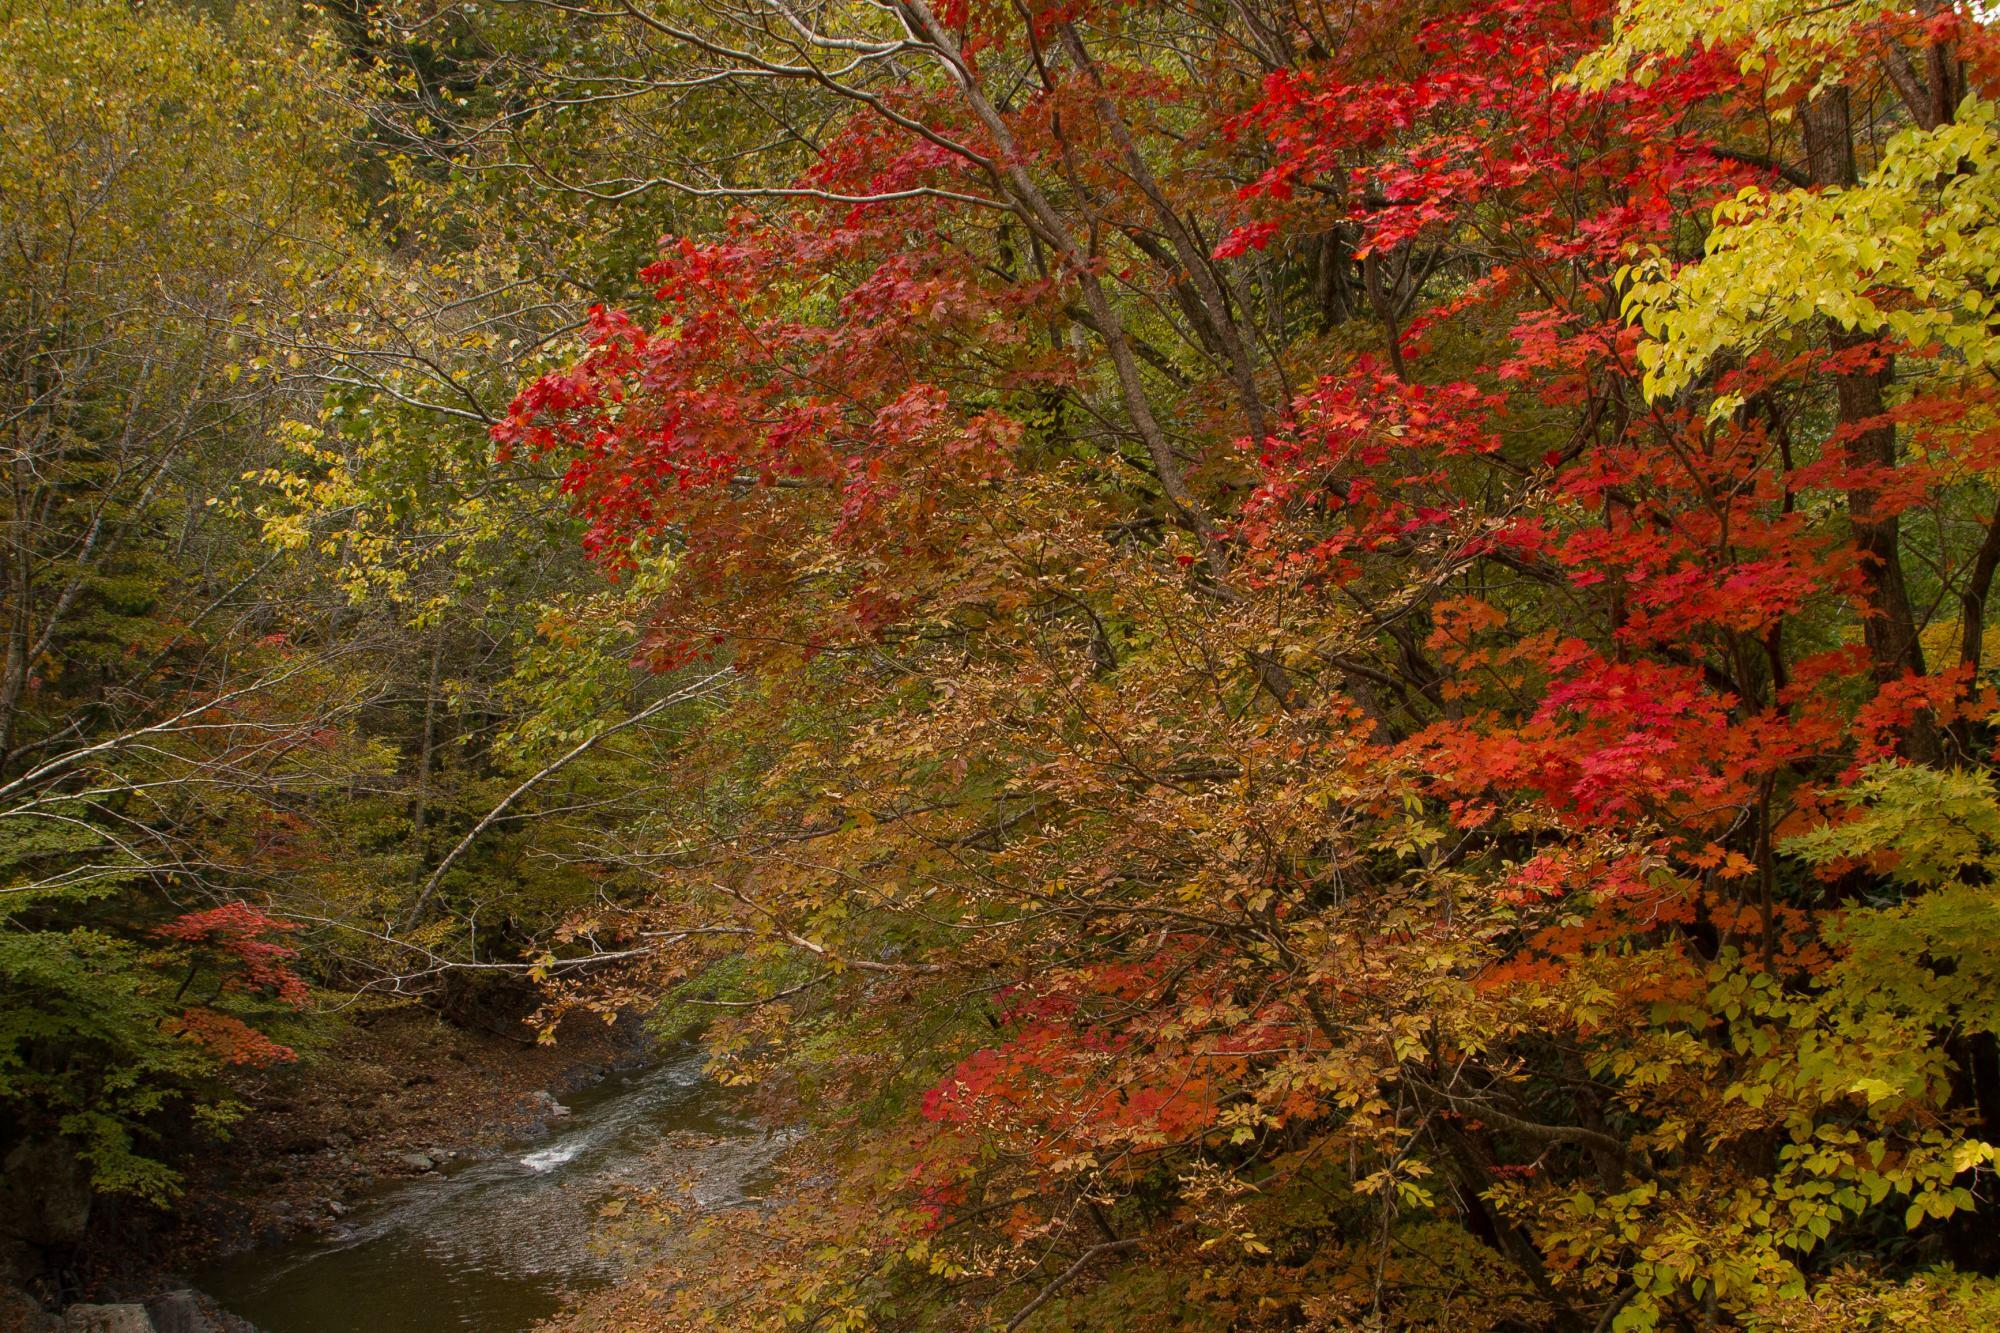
top-left (166, 1006), bottom-right (647, 1269)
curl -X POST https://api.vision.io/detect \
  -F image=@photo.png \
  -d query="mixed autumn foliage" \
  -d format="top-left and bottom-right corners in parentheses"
top-left (497, 0), bottom-right (2000, 1327)
top-left (10, 0), bottom-right (2000, 1327)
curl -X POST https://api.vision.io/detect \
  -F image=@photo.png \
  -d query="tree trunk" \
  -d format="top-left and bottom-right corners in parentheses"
top-left (1800, 88), bottom-right (1943, 765)
top-left (411, 627), bottom-right (446, 854)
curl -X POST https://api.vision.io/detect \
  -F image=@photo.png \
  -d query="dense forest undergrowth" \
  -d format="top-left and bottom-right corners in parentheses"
top-left (7, 0), bottom-right (2000, 1328)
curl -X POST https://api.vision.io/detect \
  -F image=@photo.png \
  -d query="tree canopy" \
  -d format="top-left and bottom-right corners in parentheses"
top-left (8, 0), bottom-right (2000, 1328)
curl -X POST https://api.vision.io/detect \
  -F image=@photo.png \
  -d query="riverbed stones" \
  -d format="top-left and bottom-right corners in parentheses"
top-left (396, 1151), bottom-right (435, 1172)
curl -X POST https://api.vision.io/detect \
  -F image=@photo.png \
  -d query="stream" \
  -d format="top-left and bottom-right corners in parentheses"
top-left (197, 1045), bottom-right (788, 1332)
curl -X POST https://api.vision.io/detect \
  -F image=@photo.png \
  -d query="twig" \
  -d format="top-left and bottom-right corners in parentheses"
top-left (1003, 1239), bottom-right (1141, 1331)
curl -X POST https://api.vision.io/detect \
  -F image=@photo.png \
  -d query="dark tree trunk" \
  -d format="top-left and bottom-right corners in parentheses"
top-left (1800, 88), bottom-right (1942, 766)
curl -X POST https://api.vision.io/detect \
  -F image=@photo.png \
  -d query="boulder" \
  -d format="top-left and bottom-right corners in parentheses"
top-left (0, 1140), bottom-right (93, 1290)
top-left (0, 1141), bottom-right (91, 1250)
top-left (141, 1292), bottom-right (215, 1333)
top-left (0, 1283), bottom-right (59, 1332)
top-left (395, 1152), bottom-right (434, 1172)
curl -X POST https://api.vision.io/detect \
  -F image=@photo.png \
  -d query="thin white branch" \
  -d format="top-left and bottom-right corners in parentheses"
top-left (397, 668), bottom-right (735, 930)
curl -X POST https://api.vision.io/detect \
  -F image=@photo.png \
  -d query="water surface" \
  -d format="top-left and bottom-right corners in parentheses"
top-left (200, 1047), bottom-right (785, 1332)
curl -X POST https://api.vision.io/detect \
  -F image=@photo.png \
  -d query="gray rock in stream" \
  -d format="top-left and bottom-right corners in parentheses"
top-left (60, 1305), bottom-right (154, 1333)
top-left (395, 1152), bottom-right (435, 1172)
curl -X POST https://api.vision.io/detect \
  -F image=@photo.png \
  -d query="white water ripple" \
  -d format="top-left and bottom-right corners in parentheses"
top-left (517, 1140), bottom-right (584, 1173)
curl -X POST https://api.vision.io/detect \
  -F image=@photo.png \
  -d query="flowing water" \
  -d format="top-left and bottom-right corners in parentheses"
top-left (198, 1046), bottom-right (788, 1332)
